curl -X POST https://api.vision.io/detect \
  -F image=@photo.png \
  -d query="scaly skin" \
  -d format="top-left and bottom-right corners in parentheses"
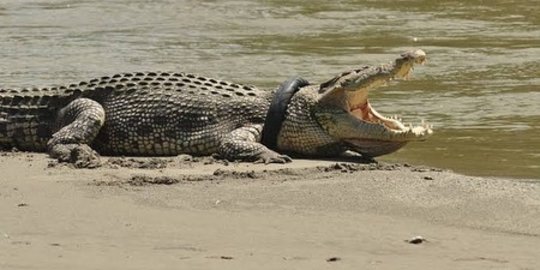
top-left (0, 50), bottom-right (431, 167)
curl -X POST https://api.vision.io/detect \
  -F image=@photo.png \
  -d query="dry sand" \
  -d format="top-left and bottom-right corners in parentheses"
top-left (1, 151), bottom-right (539, 269)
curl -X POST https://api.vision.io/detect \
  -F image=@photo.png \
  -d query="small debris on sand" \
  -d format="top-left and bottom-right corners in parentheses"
top-left (406, 235), bottom-right (427, 244)
top-left (326, 257), bottom-right (341, 262)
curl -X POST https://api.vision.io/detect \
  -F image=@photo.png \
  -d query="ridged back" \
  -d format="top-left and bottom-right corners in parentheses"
top-left (1, 71), bottom-right (269, 151)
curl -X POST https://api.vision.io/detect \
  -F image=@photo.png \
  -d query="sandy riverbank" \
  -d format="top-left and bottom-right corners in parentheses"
top-left (1, 152), bottom-right (539, 269)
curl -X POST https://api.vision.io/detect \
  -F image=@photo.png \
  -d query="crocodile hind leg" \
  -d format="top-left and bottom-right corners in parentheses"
top-left (47, 98), bottom-right (105, 168)
top-left (218, 125), bottom-right (292, 163)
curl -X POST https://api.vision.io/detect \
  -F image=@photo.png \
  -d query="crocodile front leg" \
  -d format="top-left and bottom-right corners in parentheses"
top-left (218, 124), bottom-right (292, 163)
top-left (47, 98), bottom-right (105, 168)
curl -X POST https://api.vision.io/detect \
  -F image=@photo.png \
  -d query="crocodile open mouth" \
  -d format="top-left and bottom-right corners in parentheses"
top-left (350, 101), bottom-right (407, 132)
top-left (346, 50), bottom-right (432, 137)
top-left (345, 99), bottom-right (431, 157)
top-left (348, 98), bottom-right (432, 139)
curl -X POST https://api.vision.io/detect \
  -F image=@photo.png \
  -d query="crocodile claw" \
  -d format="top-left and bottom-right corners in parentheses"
top-left (254, 150), bottom-right (292, 164)
top-left (49, 143), bottom-right (102, 168)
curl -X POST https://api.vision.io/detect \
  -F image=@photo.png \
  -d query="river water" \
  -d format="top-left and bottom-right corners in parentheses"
top-left (0, 0), bottom-right (539, 178)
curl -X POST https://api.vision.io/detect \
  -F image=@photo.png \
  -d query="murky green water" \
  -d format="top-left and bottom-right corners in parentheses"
top-left (0, 0), bottom-right (538, 178)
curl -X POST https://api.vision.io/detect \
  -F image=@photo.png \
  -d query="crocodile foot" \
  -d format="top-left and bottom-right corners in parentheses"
top-left (49, 143), bottom-right (102, 168)
top-left (253, 150), bottom-right (292, 164)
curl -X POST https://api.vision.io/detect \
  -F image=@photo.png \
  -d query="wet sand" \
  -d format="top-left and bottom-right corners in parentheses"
top-left (1, 152), bottom-right (539, 269)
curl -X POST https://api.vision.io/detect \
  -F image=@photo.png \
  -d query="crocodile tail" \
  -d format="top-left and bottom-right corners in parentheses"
top-left (0, 116), bottom-right (9, 145)
top-left (0, 96), bottom-right (10, 144)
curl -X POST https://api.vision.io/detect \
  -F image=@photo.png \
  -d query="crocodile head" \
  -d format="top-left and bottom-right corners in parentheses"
top-left (279, 49), bottom-right (432, 158)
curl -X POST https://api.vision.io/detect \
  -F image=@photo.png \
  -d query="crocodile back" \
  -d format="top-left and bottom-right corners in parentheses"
top-left (1, 71), bottom-right (271, 154)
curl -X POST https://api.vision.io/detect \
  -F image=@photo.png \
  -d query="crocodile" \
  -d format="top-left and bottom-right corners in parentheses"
top-left (0, 49), bottom-right (432, 167)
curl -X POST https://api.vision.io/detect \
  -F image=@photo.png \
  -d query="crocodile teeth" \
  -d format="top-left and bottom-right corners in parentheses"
top-left (391, 115), bottom-right (403, 122)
